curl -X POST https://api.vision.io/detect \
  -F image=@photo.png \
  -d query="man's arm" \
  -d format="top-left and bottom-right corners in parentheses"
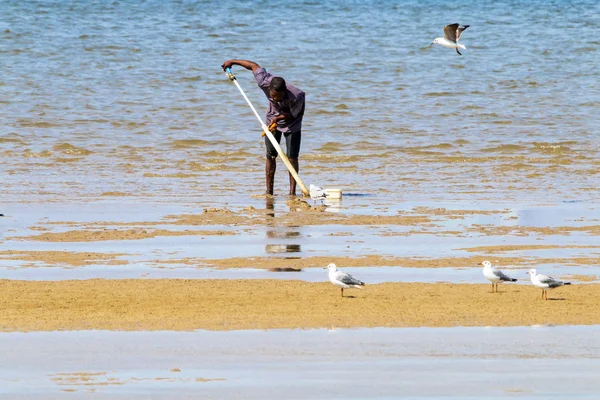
top-left (271, 113), bottom-right (292, 123)
top-left (222, 59), bottom-right (261, 73)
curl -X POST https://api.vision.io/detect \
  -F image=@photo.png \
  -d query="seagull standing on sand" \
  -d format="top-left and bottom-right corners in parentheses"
top-left (326, 263), bottom-right (365, 298)
top-left (481, 260), bottom-right (517, 293)
top-left (431, 23), bottom-right (470, 55)
top-left (528, 268), bottom-right (571, 300)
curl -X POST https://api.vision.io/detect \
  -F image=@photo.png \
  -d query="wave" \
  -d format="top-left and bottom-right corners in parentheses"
top-left (17, 120), bottom-right (61, 128)
top-left (481, 144), bottom-right (526, 153)
top-left (0, 136), bottom-right (25, 144)
top-left (532, 142), bottom-right (574, 154)
top-left (52, 143), bottom-right (92, 156)
top-left (170, 139), bottom-right (210, 148)
top-left (187, 163), bottom-right (240, 172)
top-left (180, 76), bottom-right (202, 82)
top-left (200, 150), bottom-right (256, 158)
top-left (315, 142), bottom-right (346, 152)
top-left (23, 149), bottom-right (53, 158)
top-left (424, 92), bottom-right (467, 97)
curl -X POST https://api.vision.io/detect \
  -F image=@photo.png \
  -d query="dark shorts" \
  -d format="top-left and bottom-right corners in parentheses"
top-left (265, 130), bottom-right (301, 159)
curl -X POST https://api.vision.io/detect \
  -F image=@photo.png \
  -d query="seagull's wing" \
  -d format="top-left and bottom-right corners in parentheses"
top-left (456, 25), bottom-right (469, 41)
top-left (336, 270), bottom-right (364, 286)
top-left (443, 23), bottom-right (459, 42)
top-left (494, 269), bottom-right (516, 282)
top-left (539, 274), bottom-right (567, 288)
top-left (537, 274), bottom-right (556, 284)
top-left (309, 185), bottom-right (326, 199)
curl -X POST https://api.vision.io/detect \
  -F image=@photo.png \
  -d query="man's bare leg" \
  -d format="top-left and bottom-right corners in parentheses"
top-left (266, 157), bottom-right (276, 195)
top-left (288, 157), bottom-right (299, 196)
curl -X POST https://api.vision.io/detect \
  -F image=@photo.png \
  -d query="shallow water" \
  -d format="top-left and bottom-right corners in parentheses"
top-left (2, 0), bottom-right (600, 206)
top-left (2, 326), bottom-right (600, 399)
top-left (2, 263), bottom-right (597, 285)
top-left (1, 200), bottom-right (599, 281)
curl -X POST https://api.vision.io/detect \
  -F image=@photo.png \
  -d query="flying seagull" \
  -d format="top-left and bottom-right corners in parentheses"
top-left (528, 268), bottom-right (571, 300)
top-left (431, 23), bottom-right (470, 55)
top-left (326, 263), bottom-right (365, 297)
top-left (481, 260), bottom-right (517, 293)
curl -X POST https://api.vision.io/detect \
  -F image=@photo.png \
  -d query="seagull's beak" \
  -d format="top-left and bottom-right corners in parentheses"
top-left (429, 42), bottom-right (434, 46)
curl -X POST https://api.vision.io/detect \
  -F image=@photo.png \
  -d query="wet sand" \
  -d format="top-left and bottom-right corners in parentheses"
top-left (1, 279), bottom-right (598, 331)
top-left (8, 206), bottom-right (600, 240)
top-left (13, 228), bottom-right (235, 242)
top-left (2, 203), bottom-right (599, 270)
top-left (2, 250), bottom-right (598, 271)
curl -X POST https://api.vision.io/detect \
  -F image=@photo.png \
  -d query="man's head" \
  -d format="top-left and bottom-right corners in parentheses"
top-left (269, 77), bottom-right (286, 101)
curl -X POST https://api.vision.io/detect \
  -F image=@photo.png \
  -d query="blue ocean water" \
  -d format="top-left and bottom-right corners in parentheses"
top-left (1, 0), bottom-right (599, 204)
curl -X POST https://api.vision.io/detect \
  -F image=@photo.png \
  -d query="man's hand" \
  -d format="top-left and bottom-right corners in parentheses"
top-left (221, 60), bottom-right (235, 71)
top-left (272, 114), bottom-right (289, 123)
top-left (261, 121), bottom-right (278, 137)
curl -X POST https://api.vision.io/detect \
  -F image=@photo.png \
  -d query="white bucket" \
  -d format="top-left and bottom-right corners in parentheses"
top-left (325, 188), bottom-right (342, 199)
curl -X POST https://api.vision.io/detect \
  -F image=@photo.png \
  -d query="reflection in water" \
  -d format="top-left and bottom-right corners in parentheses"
top-left (266, 230), bottom-right (300, 239)
top-left (265, 244), bottom-right (301, 254)
top-left (324, 198), bottom-right (342, 213)
top-left (264, 197), bottom-right (302, 256)
top-left (265, 196), bottom-right (275, 219)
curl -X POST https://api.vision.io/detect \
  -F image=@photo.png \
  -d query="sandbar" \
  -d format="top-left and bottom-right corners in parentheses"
top-left (1, 279), bottom-right (598, 332)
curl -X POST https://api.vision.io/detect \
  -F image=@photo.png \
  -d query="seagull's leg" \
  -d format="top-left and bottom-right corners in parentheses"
top-left (491, 283), bottom-right (494, 293)
top-left (456, 47), bottom-right (462, 55)
top-left (341, 288), bottom-right (344, 298)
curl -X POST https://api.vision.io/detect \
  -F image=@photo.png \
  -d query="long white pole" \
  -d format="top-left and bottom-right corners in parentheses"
top-left (225, 68), bottom-right (309, 196)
